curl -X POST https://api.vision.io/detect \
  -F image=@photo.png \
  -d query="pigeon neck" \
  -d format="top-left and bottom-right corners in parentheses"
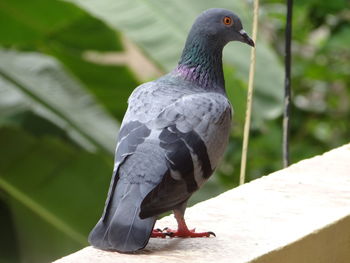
top-left (175, 36), bottom-right (225, 91)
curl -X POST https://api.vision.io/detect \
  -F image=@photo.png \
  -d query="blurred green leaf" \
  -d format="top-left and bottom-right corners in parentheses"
top-left (47, 44), bottom-right (138, 120)
top-left (224, 66), bottom-right (247, 125)
top-left (0, 0), bottom-right (122, 51)
top-left (68, 0), bottom-right (284, 121)
top-left (0, 126), bottom-right (111, 263)
top-left (0, 0), bottom-right (140, 120)
top-left (0, 49), bottom-right (118, 154)
top-left (48, 14), bottom-right (123, 52)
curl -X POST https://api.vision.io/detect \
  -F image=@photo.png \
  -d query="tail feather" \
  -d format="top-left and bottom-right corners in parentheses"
top-left (89, 183), bottom-right (156, 252)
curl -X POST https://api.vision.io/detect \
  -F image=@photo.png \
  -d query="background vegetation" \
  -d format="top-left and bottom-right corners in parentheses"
top-left (0, 0), bottom-right (349, 262)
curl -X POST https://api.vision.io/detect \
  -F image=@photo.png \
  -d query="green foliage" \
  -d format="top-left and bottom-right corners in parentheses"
top-left (289, 0), bottom-right (350, 160)
top-left (0, 1), bottom-right (130, 262)
top-left (0, 127), bottom-right (111, 263)
top-left (0, 0), bottom-right (349, 262)
top-left (0, 49), bottom-right (118, 154)
top-left (0, 0), bottom-right (138, 119)
top-left (0, 0), bottom-right (121, 50)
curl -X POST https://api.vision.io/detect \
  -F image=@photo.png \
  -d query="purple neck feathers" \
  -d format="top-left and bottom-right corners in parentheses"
top-left (173, 64), bottom-right (211, 88)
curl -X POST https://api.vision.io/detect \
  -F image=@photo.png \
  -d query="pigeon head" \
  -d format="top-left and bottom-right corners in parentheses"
top-left (190, 8), bottom-right (254, 47)
top-left (176, 8), bottom-right (253, 90)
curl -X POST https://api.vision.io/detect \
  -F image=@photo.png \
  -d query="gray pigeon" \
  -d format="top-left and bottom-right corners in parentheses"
top-left (89, 8), bottom-right (254, 253)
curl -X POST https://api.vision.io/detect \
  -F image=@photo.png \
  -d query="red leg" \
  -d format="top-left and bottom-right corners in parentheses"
top-left (150, 205), bottom-right (215, 238)
top-left (165, 210), bottom-right (215, 238)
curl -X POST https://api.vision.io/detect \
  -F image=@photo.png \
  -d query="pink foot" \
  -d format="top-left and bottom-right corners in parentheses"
top-left (163, 227), bottom-right (216, 238)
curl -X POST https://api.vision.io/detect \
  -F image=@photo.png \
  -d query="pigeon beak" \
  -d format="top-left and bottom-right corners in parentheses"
top-left (239, 29), bottom-right (255, 47)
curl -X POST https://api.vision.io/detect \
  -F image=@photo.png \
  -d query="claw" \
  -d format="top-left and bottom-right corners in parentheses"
top-left (208, 231), bottom-right (216, 237)
top-left (164, 232), bottom-right (174, 237)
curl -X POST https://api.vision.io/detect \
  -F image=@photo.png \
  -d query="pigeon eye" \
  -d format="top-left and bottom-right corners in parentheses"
top-left (223, 16), bottom-right (233, 26)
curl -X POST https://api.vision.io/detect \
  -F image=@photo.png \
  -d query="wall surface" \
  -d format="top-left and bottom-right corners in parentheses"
top-left (54, 144), bottom-right (350, 263)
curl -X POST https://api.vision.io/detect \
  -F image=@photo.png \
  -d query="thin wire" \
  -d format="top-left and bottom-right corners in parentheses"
top-left (239, 0), bottom-right (259, 185)
top-left (283, 0), bottom-right (293, 167)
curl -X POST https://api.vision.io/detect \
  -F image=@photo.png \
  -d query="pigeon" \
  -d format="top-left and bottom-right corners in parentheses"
top-left (88, 8), bottom-right (254, 253)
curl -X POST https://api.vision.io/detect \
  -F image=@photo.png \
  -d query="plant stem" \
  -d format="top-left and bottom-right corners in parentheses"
top-left (239, 0), bottom-right (259, 185)
top-left (283, 0), bottom-right (293, 168)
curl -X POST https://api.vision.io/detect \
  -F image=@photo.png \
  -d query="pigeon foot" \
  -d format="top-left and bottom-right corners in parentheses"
top-left (163, 227), bottom-right (215, 238)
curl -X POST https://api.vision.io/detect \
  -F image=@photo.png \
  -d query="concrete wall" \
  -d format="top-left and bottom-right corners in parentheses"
top-left (54, 144), bottom-right (350, 263)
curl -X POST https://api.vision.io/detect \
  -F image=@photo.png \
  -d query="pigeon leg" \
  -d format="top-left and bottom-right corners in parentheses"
top-left (165, 209), bottom-right (215, 238)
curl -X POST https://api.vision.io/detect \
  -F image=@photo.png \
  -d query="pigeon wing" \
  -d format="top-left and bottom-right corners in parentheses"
top-left (140, 92), bottom-right (232, 218)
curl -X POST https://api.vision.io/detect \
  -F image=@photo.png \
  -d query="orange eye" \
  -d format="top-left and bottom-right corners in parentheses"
top-left (223, 16), bottom-right (233, 26)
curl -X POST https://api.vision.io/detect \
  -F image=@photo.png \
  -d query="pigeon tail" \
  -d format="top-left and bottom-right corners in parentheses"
top-left (88, 182), bottom-right (156, 253)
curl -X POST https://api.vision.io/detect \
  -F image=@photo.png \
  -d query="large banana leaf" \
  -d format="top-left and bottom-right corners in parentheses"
top-left (0, 0), bottom-right (121, 51)
top-left (0, 127), bottom-right (111, 263)
top-left (48, 45), bottom-right (138, 120)
top-left (0, 49), bottom-right (118, 154)
top-left (0, 0), bottom-right (138, 120)
top-left (68, 0), bottom-right (284, 121)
